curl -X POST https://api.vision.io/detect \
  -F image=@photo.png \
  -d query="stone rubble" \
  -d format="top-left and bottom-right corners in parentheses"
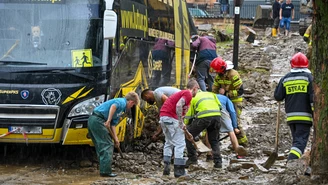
top-left (93, 30), bottom-right (316, 184)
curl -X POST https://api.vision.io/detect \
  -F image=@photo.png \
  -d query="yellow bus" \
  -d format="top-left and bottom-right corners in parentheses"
top-left (111, 0), bottom-right (196, 150)
top-left (0, 0), bottom-right (196, 148)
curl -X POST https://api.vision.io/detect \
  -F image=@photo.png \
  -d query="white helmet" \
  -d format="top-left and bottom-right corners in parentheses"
top-left (226, 60), bottom-right (234, 70)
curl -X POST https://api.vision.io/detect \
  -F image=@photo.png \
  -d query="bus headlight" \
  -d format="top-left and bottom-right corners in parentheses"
top-left (68, 95), bottom-right (105, 117)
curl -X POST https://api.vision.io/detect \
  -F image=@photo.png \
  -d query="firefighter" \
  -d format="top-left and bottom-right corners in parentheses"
top-left (141, 86), bottom-right (180, 141)
top-left (184, 91), bottom-right (222, 168)
top-left (274, 52), bottom-right (313, 161)
top-left (303, 24), bottom-right (312, 64)
top-left (159, 80), bottom-right (199, 177)
top-left (87, 92), bottom-right (140, 177)
top-left (210, 58), bottom-right (248, 147)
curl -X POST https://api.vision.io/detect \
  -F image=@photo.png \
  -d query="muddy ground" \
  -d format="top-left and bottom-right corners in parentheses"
top-left (0, 30), bottom-right (321, 185)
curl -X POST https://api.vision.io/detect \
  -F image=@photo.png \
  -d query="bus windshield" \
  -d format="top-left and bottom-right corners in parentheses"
top-left (0, 0), bottom-right (105, 68)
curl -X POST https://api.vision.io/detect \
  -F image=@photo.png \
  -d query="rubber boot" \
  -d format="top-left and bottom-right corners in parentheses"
top-left (185, 156), bottom-right (197, 168)
top-left (304, 166), bottom-right (311, 176)
top-left (272, 28), bottom-right (277, 37)
top-left (174, 158), bottom-right (188, 178)
top-left (214, 162), bottom-right (222, 168)
top-left (174, 165), bottom-right (186, 178)
top-left (163, 156), bottom-right (171, 175)
top-left (163, 162), bottom-right (170, 175)
top-left (213, 154), bottom-right (223, 169)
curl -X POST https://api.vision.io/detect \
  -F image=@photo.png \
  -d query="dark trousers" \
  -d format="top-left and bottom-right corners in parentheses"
top-left (186, 116), bottom-right (221, 163)
top-left (152, 60), bottom-right (172, 88)
top-left (288, 123), bottom-right (311, 160)
top-left (196, 60), bottom-right (213, 92)
top-left (88, 112), bottom-right (114, 174)
top-left (151, 51), bottom-right (172, 89)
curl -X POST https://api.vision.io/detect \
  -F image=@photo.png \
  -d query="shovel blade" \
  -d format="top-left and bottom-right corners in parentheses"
top-left (262, 152), bottom-right (278, 170)
top-left (195, 140), bottom-right (212, 153)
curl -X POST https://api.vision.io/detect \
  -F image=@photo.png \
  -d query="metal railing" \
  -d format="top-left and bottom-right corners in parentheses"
top-left (188, 1), bottom-right (304, 20)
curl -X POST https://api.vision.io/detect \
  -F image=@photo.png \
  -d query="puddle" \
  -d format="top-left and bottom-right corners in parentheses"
top-left (0, 165), bottom-right (102, 185)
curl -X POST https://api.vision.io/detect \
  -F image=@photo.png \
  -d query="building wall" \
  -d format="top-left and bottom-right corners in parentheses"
top-left (186, 0), bottom-right (217, 5)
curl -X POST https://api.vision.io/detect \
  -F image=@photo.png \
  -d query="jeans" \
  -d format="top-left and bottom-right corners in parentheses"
top-left (221, 4), bottom-right (228, 14)
top-left (160, 116), bottom-right (186, 165)
top-left (186, 116), bottom-right (222, 163)
top-left (196, 60), bottom-right (213, 91)
top-left (280, 17), bottom-right (291, 31)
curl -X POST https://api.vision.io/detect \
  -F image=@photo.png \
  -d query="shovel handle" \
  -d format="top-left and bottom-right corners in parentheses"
top-left (184, 129), bottom-right (198, 149)
top-left (188, 51), bottom-right (197, 78)
top-left (106, 126), bottom-right (124, 159)
top-left (191, 140), bottom-right (199, 150)
top-left (274, 102), bottom-right (281, 151)
top-left (184, 129), bottom-right (194, 142)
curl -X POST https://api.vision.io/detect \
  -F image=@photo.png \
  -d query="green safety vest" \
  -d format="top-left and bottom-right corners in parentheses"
top-left (184, 92), bottom-right (221, 124)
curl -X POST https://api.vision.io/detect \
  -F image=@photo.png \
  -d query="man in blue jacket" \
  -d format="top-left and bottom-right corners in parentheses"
top-left (204, 94), bottom-right (247, 160)
top-left (217, 94), bottom-right (247, 157)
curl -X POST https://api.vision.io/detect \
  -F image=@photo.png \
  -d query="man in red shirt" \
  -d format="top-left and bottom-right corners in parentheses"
top-left (159, 79), bottom-right (199, 178)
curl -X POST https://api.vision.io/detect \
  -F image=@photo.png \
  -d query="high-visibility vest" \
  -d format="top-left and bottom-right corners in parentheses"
top-left (184, 92), bottom-right (221, 124)
top-left (213, 69), bottom-right (243, 102)
top-left (304, 24), bottom-right (312, 46)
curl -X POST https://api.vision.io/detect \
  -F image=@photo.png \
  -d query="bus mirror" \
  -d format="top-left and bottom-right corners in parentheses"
top-left (103, 10), bottom-right (117, 40)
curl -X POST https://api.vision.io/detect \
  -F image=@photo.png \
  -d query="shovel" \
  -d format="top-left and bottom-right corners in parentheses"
top-left (188, 51), bottom-right (197, 78)
top-left (106, 126), bottom-right (124, 159)
top-left (262, 102), bottom-right (281, 170)
top-left (184, 128), bottom-right (212, 153)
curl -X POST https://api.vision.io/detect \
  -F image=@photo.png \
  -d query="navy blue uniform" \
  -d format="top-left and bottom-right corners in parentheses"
top-left (274, 69), bottom-right (313, 160)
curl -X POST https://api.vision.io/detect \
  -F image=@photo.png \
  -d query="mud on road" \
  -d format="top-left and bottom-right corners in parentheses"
top-left (0, 30), bottom-right (318, 185)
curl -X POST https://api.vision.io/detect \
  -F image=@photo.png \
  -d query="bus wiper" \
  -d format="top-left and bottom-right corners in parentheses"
top-left (0, 61), bottom-right (47, 66)
top-left (13, 68), bottom-right (96, 81)
top-left (51, 70), bottom-right (95, 81)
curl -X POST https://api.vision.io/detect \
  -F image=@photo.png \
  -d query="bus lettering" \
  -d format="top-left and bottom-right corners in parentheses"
top-left (121, 5), bottom-right (148, 36)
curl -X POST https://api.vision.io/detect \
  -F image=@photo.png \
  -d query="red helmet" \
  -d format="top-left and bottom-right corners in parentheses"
top-left (291, 52), bottom-right (309, 68)
top-left (210, 57), bottom-right (227, 74)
